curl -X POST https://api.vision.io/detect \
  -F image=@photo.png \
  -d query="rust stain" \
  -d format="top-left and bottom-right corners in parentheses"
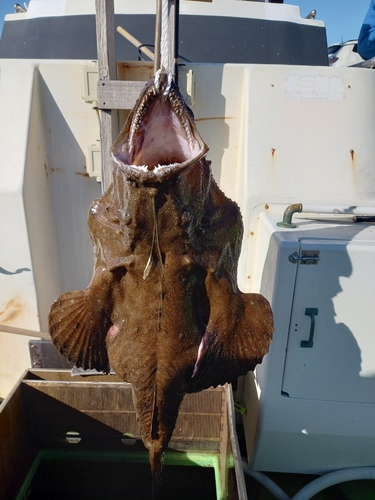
top-left (195, 116), bottom-right (234, 122)
top-left (250, 231), bottom-right (255, 236)
top-left (44, 163), bottom-right (48, 178)
top-left (50, 168), bottom-right (64, 173)
top-left (271, 149), bottom-right (276, 171)
top-left (350, 149), bottom-right (356, 174)
top-left (76, 172), bottom-right (90, 178)
top-left (265, 204), bottom-right (270, 210)
top-left (0, 297), bottom-right (25, 324)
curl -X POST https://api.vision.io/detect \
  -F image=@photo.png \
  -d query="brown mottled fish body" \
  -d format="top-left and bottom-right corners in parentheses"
top-left (49, 74), bottom-right (273, 498)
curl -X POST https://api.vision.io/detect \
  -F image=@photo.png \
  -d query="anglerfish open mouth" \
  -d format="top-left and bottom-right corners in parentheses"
top-left (110, 73), bottom-right (208, 182)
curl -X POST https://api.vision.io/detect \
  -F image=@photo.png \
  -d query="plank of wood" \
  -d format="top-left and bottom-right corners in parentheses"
top-left (168, 0), bottom-right (176, 73)
top-left (27, 369), bottom-right (122, 383)
top-left (96, 80), bottom-right (145, 110)
top-left (218, 384), bottom-right (230, 498)
top-left (154, 0), bottom-right (162, 73)
top-left (95, 0), bottom-right (118, 191)
top-left (226, 384), bottom-right (248, 500)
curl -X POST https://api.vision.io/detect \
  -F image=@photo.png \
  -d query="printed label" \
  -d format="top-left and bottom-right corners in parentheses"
top-left (284, 74), bottom-right (346, 102)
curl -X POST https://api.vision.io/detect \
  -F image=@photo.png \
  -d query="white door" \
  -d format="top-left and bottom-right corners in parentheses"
top-left (282, 238), bottom-right (375, 404)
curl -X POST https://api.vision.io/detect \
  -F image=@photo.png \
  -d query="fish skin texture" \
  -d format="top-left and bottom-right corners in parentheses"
top-left (49, 74), bottom-right (273, 498)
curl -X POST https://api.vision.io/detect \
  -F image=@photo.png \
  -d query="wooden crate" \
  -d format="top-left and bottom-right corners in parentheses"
top-left (0, 370), bottom-right (246, 499)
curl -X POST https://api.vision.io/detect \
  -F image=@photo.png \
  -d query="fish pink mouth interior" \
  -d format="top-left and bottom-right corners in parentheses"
top-left (129, 99), bottom-right (198, 169)
top-left (111, 82), bottom-right (207, 178)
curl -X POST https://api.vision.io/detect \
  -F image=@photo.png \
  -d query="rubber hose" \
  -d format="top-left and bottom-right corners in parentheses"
top-left (242, 461), bottom-right (291, 500)
top-left (291, 467), bottom-right (375, 500)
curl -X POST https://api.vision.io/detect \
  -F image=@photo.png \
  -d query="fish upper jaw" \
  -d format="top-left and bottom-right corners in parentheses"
top-left (110, 74), bottom-right (208, 183)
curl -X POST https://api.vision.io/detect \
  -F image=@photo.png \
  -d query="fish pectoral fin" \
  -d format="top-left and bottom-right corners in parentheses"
top-left (48, 288), bottom-right (111, 373)
top-left (192, 271), bottom-right (274, 388)
top-left (223, 292), bottom-right (274, 370)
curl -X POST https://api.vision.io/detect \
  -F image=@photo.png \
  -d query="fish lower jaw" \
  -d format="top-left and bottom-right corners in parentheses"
top-left (112, 156), bottom-right (203, 182)
top-left (128, 162), bottom-right (178, 173)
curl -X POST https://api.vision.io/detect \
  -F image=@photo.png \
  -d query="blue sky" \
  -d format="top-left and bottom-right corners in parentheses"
top-left (0, 0), bottom-right (371, 46)
top-left (287, 0), bottom-right (370, 44)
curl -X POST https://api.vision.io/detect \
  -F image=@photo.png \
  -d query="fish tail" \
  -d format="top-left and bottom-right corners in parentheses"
top-left (149, 446), bottom-right (164, 500)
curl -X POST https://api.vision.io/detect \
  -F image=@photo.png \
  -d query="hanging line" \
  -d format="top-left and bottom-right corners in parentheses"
top-left (160, 0), bottom-right (169, 71)
top-left (155, 0), bottom-right (173, 95)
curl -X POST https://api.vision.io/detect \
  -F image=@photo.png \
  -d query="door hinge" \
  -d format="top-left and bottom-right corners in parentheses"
top-left (289, 250), bottom-right (320, 265)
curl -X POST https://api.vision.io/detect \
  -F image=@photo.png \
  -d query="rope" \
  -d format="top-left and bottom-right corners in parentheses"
top-left (155, 0), bottom-right (173, 95)
top-left (160, 0), bottom-right (170, 72)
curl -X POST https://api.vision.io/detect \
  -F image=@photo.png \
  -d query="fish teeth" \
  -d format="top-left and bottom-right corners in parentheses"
top-left (129, 87), bottom-right (155, 154)
top-left (167, 90), bottom-right (195, 149)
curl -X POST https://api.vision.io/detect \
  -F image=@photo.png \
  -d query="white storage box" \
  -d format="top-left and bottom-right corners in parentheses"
top-left (243, 209), bottom-right (375, 473)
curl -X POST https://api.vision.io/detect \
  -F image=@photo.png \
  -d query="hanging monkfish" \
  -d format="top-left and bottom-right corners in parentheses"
top-left (49, 73), bottom-right (273, 498)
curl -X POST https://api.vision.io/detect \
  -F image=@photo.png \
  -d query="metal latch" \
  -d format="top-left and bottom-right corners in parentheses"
top-left (288, 250), bottom-right (320, 265)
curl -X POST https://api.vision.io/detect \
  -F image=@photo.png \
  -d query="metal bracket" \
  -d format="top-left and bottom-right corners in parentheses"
top-left (29, 340), bottom-right (74, 369)
top-left (289, 250), bottom-right (320, 265)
